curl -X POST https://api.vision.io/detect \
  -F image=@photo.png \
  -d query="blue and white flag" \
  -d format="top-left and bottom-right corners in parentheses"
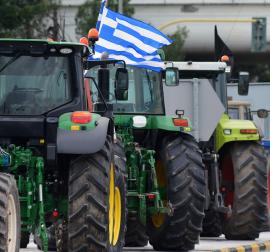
top-left (92, 7), bottom-right (172, 71)
top-left (96, 0), bottom-right (107, 31)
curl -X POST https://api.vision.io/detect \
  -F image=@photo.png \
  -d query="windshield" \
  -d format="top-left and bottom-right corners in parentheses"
top-left (0, 55), bottom-right (72, 115)
top-left (89, 65), bottom-right (164, 114)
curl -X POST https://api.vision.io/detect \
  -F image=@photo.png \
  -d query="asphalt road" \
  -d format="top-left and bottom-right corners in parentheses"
top-left (20, 232), bottom-right (270, 252)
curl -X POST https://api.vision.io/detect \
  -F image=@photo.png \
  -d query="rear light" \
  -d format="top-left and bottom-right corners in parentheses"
top-left (173, 118), bottom-right (188, 127)
top-left (147, 193), bottom-right (156, 200)
top-left (240, 129), bottom-right (258, 134)
top-left (52, 209), bottom-right (59, 218)
top-left (71, 111), bottom-right (92, 124)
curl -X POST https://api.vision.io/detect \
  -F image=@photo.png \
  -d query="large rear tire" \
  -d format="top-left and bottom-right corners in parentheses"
top-left (114, 138), bottom-right (127, 249)
top-left (221, 142), bottom-right (268, 240)
top-left (148, 134), bottom-right (205, 251)
top-left (0, 173), bottom-right (21, 252)
top-left (68, 137), bottom-right (126, 252)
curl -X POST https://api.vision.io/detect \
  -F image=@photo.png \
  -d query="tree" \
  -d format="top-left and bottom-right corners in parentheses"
top-left (163, 27), bottom-right (188, 61)
top-left (0, 0), bottom-right (61, 39)
top-left (75, 0), bottom-right (134, 37)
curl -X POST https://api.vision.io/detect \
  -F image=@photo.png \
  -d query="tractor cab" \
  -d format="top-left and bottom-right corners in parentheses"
top-left (86, 64), bottom-right (164, 115)
top-left (0, 39), bottom-right (129, 252)
top-left (0, 39), bottom-right (89, 143)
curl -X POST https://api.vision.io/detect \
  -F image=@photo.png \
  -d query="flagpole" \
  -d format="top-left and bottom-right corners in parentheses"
top-left (118, 0), bottom-right (123, 13)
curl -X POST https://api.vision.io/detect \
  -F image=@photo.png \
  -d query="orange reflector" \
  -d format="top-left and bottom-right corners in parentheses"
top-left (88, 28), bottom-right (99, 41)
top-left (173, 118), bottom-right (188, 127)
top-left (71, 111), bottom-right (92, 124)
top-left (79, 36), bottom-right (89, 46)
top-left (221, 55), bottom-right (230, 62)
top-left (240, 129), bottom-right (258, 134)
top-left (147, 193), bottom-right (156, 200)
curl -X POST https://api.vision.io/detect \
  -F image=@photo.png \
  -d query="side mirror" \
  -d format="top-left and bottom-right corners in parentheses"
top-left (238, 72), bottom-right (250, 95)
top-left (115, 68), bottom-right (129, 100)
top-left (165, 67), bottom-right (179, 86)
top-left (257, 109), bottom-right (269, 118)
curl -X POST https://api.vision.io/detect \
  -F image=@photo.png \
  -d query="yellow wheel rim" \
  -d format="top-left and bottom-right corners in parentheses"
top-left (152, 213), bottom-right (166, 228)
top-left (109, 164), bottom-right (122, 246)
top-left (109, 165), bottom-right (115, 244)
top-left (151, 160), bottom-right (166, 228)
top-left (113, 187), bottom-right (121, 246)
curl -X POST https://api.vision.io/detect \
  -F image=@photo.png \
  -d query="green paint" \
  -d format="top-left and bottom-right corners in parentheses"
top-left (215, 114), bottom-right (260, 151)
top-left (0, 146), bottom-right (68, 252)
top-left (58, 112), bottom-right (100, 131)
top-left (114, 114), bottom-right (192, 132)
top-left (117, 124), bottom-right (170, 225)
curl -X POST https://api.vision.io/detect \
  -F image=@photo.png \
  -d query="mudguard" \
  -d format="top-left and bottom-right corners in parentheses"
top-left (215, 114), bottom-right (260, 152)
top-left (57, 117), bottom-right (109, 154)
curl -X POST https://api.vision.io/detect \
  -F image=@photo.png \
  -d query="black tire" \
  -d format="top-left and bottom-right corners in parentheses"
top-left (35, 225), bottom-right (57, 251)
top-left (20, 232), bottom-right (30, 248)
top-left (201, 209), bottom-right (222, 237)
top-left (68, 137), bottom-right (126, 252)
top-left (114, 138), bottom-right (127, 249)
top-left (125, 213), bottom-right (149, 247)
top-left (221, 142), bottom-right (268, 240)
top-left (0, 173), bottom-right (21, 252)
top-left (148, 134), bottom-right (206, 251)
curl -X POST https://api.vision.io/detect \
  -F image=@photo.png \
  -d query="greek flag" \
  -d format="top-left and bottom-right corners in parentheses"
top-left (96, 0), bottom-right (107, 31)
top-left (93, 6), bottom-right (172, 71)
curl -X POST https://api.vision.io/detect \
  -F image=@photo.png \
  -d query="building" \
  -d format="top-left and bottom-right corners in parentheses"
top-left (61, 0), bottom-right (270, 71)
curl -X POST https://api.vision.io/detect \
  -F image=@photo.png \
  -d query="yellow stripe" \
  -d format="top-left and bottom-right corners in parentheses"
top-left (219, 249), bottom-right (230, 252)
top-left (251, 244), bottom-right (260, 252)
top-left (158, 18), bottom-right (257, 30)
top-left (236, 246), bottom-right (246, 252)
top-left (264, 242), bottom-right (270, 250)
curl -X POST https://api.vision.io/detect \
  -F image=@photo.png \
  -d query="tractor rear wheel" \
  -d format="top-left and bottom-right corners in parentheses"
top-left (114, 138), bottom-right (127, 249)
top-left (221, 142), bottom-right (268, 240)
top-left (148, 134), bottom-right (205, 251)
top-left (0, 173), bottom-right (21, 252)
top-left (68, 137), bottom-right (126, 252)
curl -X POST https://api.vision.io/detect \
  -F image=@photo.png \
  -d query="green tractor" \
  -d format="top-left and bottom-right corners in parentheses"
top-left (0, 39), bottom-right (128, 252)
top-left (164, 61), bottom-right (269, 240)
top-left (86, 62), bottom-right (212, 251)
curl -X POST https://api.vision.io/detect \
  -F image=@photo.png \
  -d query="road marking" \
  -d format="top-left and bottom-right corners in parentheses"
top-left (213, 241), bottom-right (270, 252)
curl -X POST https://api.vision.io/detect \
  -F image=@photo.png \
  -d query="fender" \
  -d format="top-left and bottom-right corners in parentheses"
top-left (114, 114), bottom-right (192, 133)
top-left (57, 117), bottom-right (109, 154)
top-left (215, 114), bottom-right (260, 152)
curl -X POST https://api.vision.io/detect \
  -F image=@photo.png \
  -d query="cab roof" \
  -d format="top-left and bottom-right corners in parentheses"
top-left (0, 38), bottom-right (90, 55)
top-left (164, 61), bottom-right (227, 72)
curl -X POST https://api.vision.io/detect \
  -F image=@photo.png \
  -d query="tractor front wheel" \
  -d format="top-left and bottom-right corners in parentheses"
top-left (68, 137), bottom-right (126, 252)
top-left (125, 213), bottom-right (148, 247)
top-left (148, 134), bottom-right (205, 251)
top-left (0, 173), bottom-right (21, 252)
